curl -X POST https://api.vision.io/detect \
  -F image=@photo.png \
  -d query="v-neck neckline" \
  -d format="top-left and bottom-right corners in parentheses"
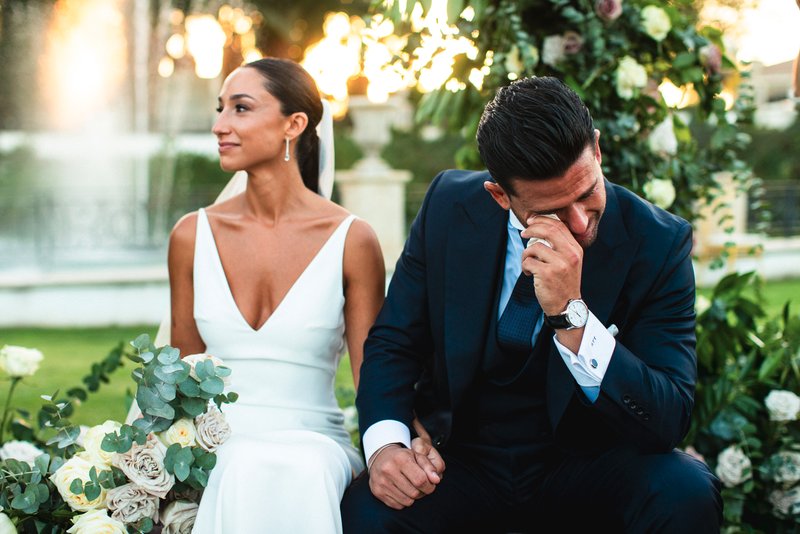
top-left (200, 209), bottom-right (352, 332)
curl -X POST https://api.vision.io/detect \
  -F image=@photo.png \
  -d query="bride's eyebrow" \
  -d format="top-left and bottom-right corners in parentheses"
top-left (217, 94), bottom-right (257, 104)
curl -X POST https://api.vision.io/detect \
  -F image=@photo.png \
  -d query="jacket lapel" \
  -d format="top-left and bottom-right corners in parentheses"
top-left (443, 188), bottom-right (507, 407)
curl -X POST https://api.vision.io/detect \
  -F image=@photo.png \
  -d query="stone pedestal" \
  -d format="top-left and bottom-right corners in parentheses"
top-left (336, 95), bottom-right (413, 272)
top-left (337, 164), bottom-right (411, 272)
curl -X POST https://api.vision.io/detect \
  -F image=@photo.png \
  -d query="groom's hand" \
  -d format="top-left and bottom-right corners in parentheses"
top-left (520, 215), bottom-right (584, 316)
top-left (411, 418), bottom-right (446, 481)
top-left (368, 445), bottom-right (439, 510)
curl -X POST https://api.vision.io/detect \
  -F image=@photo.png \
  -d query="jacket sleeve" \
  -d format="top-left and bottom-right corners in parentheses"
top-left (584, 220), bottom-right (697, 452)
top-left (355, 173), bottom-right (445, 438)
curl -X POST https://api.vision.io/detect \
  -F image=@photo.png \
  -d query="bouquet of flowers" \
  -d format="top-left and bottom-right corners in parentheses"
top-left (0, 335), bottom-right (236, 533)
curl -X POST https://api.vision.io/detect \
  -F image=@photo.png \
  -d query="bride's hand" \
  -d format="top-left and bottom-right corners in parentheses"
top-left (411, 418), bottom-right (446, 482)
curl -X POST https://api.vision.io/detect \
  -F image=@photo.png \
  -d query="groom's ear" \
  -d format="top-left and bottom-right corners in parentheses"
top-left (484, 181), bottom-right (511, 210)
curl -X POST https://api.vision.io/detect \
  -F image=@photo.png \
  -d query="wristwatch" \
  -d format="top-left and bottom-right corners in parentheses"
top-left (544, 299), bottom-right (589, 330)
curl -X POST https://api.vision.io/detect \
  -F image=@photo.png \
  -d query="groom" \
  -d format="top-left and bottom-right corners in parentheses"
top-left (341, 76), bottom-right (721, 532)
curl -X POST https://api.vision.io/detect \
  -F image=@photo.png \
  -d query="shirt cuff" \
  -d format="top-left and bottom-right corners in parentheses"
top-left (363, 420), bottom-right (411, 467)
top-left (553, 311), bottom-right (615, 388)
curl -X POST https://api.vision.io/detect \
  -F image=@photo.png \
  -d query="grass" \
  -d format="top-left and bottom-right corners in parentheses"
top-left (2, 277), bottom-right (799, 432)
top-left (0, 324), bottom-right (358, 432)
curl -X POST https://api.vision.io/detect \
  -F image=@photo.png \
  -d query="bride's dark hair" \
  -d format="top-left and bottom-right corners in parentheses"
top-left (244, 58), bottom-right (323, 194)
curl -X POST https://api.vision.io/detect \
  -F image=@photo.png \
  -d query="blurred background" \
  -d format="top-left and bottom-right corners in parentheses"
top-left (0, 0), bottom-right (799, 415)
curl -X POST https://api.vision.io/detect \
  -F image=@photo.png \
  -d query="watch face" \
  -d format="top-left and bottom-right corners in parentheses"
top-left (566, 300), bottom-right (589, 327)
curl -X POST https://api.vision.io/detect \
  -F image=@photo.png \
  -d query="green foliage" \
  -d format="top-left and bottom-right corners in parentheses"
top-left (379, 0), bottom-right (755, 224)
top-left (688, 272), bottom-right (800, 529)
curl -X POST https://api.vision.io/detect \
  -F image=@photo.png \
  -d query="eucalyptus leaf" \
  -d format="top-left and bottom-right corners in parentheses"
top-left (200, 377), bottom-right (224, 396)
top-left (132, 334), bottom-right (151, 350)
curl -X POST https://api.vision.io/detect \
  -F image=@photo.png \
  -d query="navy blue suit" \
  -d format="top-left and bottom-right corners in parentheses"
top-left (342, 170), bottom-right (721, 533)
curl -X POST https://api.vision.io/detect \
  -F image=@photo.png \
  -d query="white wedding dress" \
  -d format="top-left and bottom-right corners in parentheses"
top-left (191, 208), bottom-right (364, 534)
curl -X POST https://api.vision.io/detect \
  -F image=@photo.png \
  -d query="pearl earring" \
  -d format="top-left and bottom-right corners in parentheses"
top-left (284, 138), bottom-right (290, 162)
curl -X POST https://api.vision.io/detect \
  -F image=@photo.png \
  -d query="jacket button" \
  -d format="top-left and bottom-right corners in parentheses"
top-left (622, 395), bottom-right (631, 404)
top-left (434, 437), bottom-right (442, 447)
top-left (629, 401), bottom-right (637, 410)
top-left (635, 408), bottom-right (644, 416)
top-left (643, 413), bottom-right (650, 421)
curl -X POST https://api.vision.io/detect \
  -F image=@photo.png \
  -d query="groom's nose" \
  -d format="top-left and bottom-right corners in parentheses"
top-left (560, 204), bottom-right (589, 235)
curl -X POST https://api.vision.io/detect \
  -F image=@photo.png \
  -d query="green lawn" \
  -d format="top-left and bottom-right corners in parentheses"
top-left (0, 324), bottom-right (357, 431)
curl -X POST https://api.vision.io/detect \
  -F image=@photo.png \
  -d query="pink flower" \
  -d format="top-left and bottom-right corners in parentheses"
top-left (699, 44), bottom-right (722, 76)
top-left (595, 0), bottom-right (623, 22)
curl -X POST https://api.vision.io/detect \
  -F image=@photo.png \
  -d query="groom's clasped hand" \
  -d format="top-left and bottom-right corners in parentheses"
top-left (368, 420), bottom-right (445, 510)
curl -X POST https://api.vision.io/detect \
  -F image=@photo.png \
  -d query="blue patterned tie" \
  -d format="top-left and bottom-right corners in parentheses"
top-left (496, 233), bottom-right (542, 352)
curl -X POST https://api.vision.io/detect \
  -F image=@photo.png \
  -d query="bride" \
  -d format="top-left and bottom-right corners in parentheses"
top-left (167, 58), bottom-right (385, 533)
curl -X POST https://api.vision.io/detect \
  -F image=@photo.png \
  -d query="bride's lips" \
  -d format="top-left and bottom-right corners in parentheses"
top-left (218, 142), bottom-right (238, 153)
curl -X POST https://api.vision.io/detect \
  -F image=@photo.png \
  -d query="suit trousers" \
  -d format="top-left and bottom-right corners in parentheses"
top-left (340, 445), bottom-right (722, 533)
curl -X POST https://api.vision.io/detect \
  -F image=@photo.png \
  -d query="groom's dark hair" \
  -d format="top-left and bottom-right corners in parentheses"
top-left (476, 76), bottom-right (596, 195)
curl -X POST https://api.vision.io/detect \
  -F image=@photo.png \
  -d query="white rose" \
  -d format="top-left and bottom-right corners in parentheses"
top-left (772, 451), bottom-right (800, 487)
top-left (343, 406), bottom-right (359, 434)
top-left (615, 56), bottom-right (647, 99)
top-left (695, 295), bottom-right (711, 315)
top-left (181, 353), bottom-right (231, 387)
top-left (75, 425), bottom-right (91, 448)
top-left (112, 434), bottom-right (175, 499)
top-left (0, 345), bottom-right (43, 378)
top-left (0, 440), bottom-right (44, 464)
top-left (106, 483), bottom-right (160, 524)
top-left (765, 390), bottom-right (800, 422)
top-left (66, 509), bottom-right (126, 534)
top-left (161, 500), bottom-right (199, 534)
top-left (194, 406), bottom-right (232, 452)
top-left (82, 420), bottom-right (122, 467)
top-left (715, 446), bottom-right (752, 488)
top-left (648, 117), bottom-right (678, 156)
top-left (0, 512), bottom-right (15, 534)
top-left (542, 35), bottom-right (566, 67)
top-left (642, 179), bottom-right (676, 209)
top-left (160, 418), bottom-right (198, 448)
top-left (50, 453), bottom-right (108, 511)
top-left (640, 5), bottom-right (671, 41)
top-left (769, 487), bottom-right (800, 517)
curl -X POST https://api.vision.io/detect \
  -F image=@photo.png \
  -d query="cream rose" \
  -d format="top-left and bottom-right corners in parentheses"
top-left (50, 453), bottom-right (108, 511)
top-left (0, 440), bottom-right (44, 464)
top-left (181, 353), bottom-right (231, 387)
top-left (615, 56), bottom-right (647, 99)
top-left (112, 434), bottom-right (175, 499)
top-left (595, 0), bottom-right (623, 22)
top-left (194, 406), bottom-right (232, 452)
top-left (0, 345), bottom-right (43, 378)
top-left (82, 420), bottom-right (122, 467)
top-left (0, 512), bottom-right (15, 534)
top-left (160, 418), bottom-right (198, 448)
top-left (769, 487), bottom-right (800, 517)
top-left (771, 451), bottom-right (800, 487)
top-left (66, 509), bottom-right (126, 534)
top-left (641, 5), bottom-right (671, 41)
top-left (643, 178), bottom-right (676, 209)
top-left (106, 483), bottom-right (160, 524)
top-left (715, 446), bottom-right (752, 488)
top-left (648, 117), bottom-right (678, 157)
top-left (542, 35), bottom-right (566, 67)
top-left (161, 500), bottom-right (199, 534)
top-left (765, 390), bottom-right (800, 422)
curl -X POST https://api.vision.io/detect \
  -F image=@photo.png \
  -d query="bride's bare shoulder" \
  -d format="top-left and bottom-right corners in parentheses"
top-left (169, 210), bottom-right (200, 250)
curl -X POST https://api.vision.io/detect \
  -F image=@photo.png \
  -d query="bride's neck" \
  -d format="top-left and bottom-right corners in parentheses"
top-left (242, 168), bottom-right (312, 222)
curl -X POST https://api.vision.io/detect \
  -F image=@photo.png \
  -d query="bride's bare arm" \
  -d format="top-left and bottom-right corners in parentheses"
top-left (343, 219), bottom-right (385, 391)
top-left (168, 213), bottom-right (207, 356)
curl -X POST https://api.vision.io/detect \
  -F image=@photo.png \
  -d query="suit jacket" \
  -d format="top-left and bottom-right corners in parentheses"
top-left (357, 169), bottom-right (697, 455)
